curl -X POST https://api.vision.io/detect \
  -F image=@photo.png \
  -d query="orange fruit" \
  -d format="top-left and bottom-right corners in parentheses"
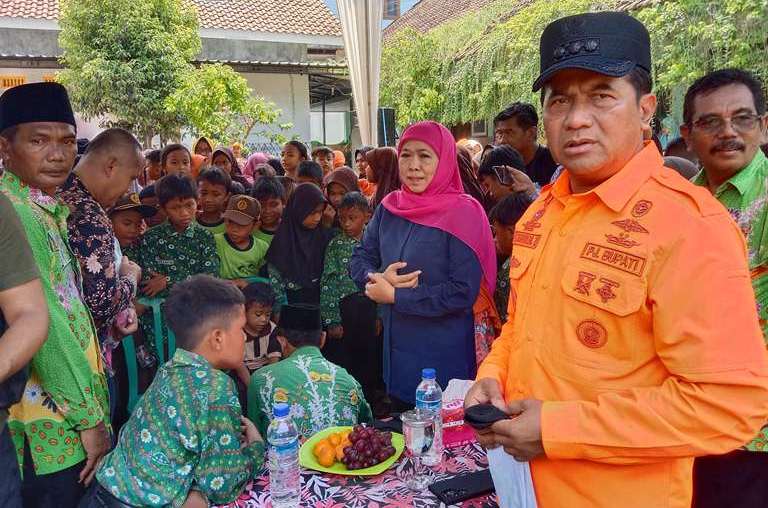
top-left (313, 439), bottom-right (332, 458)
top-left (328, 433), bottom-right (341, 446)
top-left (317, 447), bottom-right (335, 467)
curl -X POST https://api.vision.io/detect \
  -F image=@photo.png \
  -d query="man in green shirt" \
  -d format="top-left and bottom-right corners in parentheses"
top-left (0, 193), bottom-right (49, 508)
top-left (0, 82), bottom-right (110, 507)
top-left (685, 68), bottom-right (768, 508)
top-left (248, 304), bottom-right (372, 439)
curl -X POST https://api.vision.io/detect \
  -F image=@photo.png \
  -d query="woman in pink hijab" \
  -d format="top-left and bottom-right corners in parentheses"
top-left (242, 152), bottom-right (269, 184)
top-left (350, 121), bottom-right (496, 405)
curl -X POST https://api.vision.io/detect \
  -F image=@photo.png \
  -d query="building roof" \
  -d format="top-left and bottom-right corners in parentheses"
top-left (383, 0), bottom-right (496, 40)
top-left (0, 0), bottom-right (342, 37)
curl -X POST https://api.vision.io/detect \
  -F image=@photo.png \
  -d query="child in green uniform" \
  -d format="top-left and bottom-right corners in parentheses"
top-left (108, 192), bottom-right (158, 261)
top-left (89, 275), bottom-right (264, 508)
top-left (196, 167), bottom-right (231, 235)
top-left (251, 176), bottom-right (285, 246)
top-left (134, 174), bottom-right (220, 361)
top-left (248, 304), bottom-right (372, 439)
top-left (320, 192), bottom-right (381, 401)
top-left (214, 195), bottom-right (269, 289)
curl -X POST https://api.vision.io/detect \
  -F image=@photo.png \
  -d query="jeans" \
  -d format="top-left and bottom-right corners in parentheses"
top-left (0, 425), bottom-right (22, 508)
top-left (693, 449), bottom-right (768, 508)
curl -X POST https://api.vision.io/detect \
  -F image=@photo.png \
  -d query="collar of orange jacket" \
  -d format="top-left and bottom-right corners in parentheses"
top-left (551, 141), bottom-right (661, 212)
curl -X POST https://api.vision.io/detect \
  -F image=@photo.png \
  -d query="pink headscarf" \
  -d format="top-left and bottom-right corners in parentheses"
top-left (243, 152), bottom-right (269, 183)
top-left (382, 121), bottom-right (497, 292)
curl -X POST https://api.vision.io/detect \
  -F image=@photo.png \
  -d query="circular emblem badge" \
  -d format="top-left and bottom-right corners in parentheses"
top-left (576, 320), bottom-right (607, 349)
top-left (236, 198), bottom-right (249, 211)
top-left (631, 200), bottom-right (653, 218)
top-left (129, 193), bottom-right (140, 204)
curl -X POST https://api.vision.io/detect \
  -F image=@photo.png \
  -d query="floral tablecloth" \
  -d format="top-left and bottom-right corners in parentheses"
top-left (221, 441), bottom-right (498, 508)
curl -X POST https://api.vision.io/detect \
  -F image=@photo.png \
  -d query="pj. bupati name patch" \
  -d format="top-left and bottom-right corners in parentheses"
top-left (580, 242), bottom-right (646, 276)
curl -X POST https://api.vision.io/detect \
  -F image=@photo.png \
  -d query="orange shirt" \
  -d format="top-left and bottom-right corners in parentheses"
top-left (477, 143), bottom-right (768, 508)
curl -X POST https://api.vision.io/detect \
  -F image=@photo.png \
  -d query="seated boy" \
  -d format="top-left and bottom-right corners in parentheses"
top-left (248, 304), bottom-right (372, 439)
top-left (196, 167), bottom-right (232, 235)
top-left (319, 192), bottom-right (380, 401)
top-left (88, 275), bottom-right (263, 507)
top-left (134, 174), bottom-right (220, 360)
top-left (233, 282), bottom-right (281, 409)
top-left (214, 195), bottom-right (269, 288)
top-left (250, 176), bottom-right (285, 246)
top-left (296, 160), bottom-right (324, 188)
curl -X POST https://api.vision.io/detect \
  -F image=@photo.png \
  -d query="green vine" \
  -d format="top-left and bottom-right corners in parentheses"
top-left (380, 0), bottom-right (768, 129)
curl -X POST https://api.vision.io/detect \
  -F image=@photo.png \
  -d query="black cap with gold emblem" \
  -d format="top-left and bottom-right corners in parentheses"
top-left (108, 192), bottom-right (157, 217)
top-left (223, 195), bottom-right (261, 225)
top-left (532, 11), bottom-right (651, 92)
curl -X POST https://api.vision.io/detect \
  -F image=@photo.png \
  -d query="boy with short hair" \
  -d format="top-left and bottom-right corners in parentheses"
top-left (312, 146), bottom-right (334, 176)
top-left (248, 304), bottom-right (372, 438)
top-left (214, 195), bottom-right (269, 288)
top-left (89, 275), bottom-right (264, 508)
top-left (134, 174), bottom-right (220, 359)
top-left (196, 167), bottom-right (232, 235)
top-left (319, 192), bottom-right (380, 400)
top-left (250, 176), bottom-right (285, 246)
top-left (297, 160), bottom-right (324, 188)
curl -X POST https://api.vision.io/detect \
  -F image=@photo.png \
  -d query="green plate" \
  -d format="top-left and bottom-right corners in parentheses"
top-left (299, 426), bottom-right (404, 476)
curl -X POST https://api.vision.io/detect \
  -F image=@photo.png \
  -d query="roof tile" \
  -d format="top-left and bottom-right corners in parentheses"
top-left (0, 0), bottom-right (342, 37)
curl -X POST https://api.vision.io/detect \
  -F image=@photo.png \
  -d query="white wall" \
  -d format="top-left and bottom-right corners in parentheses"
top-left (242, 72), bottom-right (311, 144)
top-left (1, 67), bottom-right (312, 150)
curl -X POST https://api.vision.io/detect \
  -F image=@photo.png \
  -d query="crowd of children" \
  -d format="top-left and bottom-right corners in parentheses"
top-left (80, 132), bottom-right (531, 506)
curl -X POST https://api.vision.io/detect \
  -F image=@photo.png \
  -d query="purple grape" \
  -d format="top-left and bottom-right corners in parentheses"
top-left (353, 425), bottom-right (364, 433)
top-left (377, 451), bottom-right (389, 462)
top-left (354, 440), bottom-right (366, 452)
top-left (385, 446), bottom-right (396, 456)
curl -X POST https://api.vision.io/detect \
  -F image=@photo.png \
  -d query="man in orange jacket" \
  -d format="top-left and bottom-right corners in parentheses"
top-left (465, 12), bottom-right (768, 508)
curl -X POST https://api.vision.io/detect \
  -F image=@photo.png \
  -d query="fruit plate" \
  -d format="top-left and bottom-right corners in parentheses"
top-left (299, 426), bottom-right (405, 476)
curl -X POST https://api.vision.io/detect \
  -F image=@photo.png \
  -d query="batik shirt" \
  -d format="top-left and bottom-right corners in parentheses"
top-left (58, 174), bottom-right (136, 372)
top-left (248, 346), bottom-right (372, 439)
top-left (0, 171), bottom-right (109, 475)
top-left (494, 257), bottom-right (511, 323)
top-left (134, 221), bottom-right (219, 299)
top-left (693, 149), bottom-right (768, 452)
top-left (97, 349), bottom-right (264, 507)
top-left (134, 221), bottom-right (219, 358)
top-left (320, 234), bottom-right (363, 327)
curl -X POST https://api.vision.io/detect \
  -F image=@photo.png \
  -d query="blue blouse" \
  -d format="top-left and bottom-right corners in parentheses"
top-left (350, 206), bottom-right (482, 403)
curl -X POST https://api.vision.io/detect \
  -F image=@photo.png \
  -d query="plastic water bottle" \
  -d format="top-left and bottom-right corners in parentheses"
top-left (415, 368), bottom-right (443, 466)
top-left (267, 403), bottom-right (301, 507)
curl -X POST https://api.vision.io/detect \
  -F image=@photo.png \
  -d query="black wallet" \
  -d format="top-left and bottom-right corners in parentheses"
top-left (429, 469), bottom-right (495, 505)
top-left (464, 403), bottom-right (510, 430)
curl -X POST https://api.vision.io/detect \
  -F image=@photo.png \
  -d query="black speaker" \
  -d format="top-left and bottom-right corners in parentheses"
top-left (378, 108), bottom-right (397, 147)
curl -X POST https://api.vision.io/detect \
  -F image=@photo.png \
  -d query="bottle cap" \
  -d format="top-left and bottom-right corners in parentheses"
top-left (273, 402), bottom-right (290, 417)
top-left (422, 368), bottom-right (436, 380)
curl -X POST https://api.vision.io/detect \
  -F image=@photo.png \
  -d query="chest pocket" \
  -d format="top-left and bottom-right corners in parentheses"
top-left (508, 245), bottom-right (537, 281)
top-left (560, 262), bottom-right (646, 317)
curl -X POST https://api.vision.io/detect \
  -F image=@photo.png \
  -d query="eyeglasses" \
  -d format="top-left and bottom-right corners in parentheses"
top-left (692, 114), bottom-right (764, 134)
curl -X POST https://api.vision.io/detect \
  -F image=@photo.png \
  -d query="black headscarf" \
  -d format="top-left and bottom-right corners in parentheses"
top-left (265, 183), bottom-right (334, 291)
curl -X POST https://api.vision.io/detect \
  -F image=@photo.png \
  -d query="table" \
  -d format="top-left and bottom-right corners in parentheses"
top-left (222, 441), bottom-right (499, 507)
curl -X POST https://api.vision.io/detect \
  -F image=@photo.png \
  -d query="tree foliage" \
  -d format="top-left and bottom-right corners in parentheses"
top-left (58, 0), bottom-right (200, 143)
top-left (380, 0), bottom-right (768, 129)
top-left (636, 0), bottom-right (768, 90)
top-left (165, 63), bottom-right (286, 146)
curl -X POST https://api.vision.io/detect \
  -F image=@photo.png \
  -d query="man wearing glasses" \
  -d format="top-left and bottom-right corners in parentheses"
top-left (684, 68), bottom-right (768, 507)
